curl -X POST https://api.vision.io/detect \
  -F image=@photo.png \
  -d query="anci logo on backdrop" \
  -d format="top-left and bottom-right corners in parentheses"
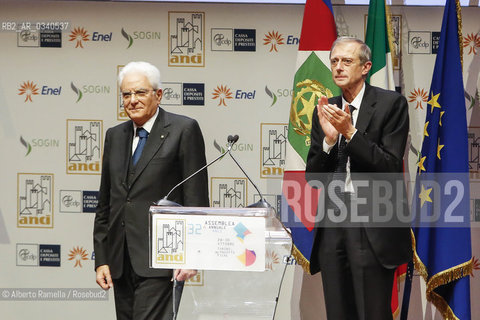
top-left (71, 81), bottom-right (111, 103)
top-left (18, 81), bottom-right (62, 103)
top-left (121, 28), bottom-right (161, 49)
top-left (212, 85), bottom-right (256, 107)
top-left (17, 243), bottom-right (61, 267)
top-left (66, 120), bottom-right (102, 175)
top-left (260, 123), bottom-right (287, 179)
top-left (68, 26), bottom-right (112, 48)
top-left (162, 82), bottom-right (205, 106)
top-left (211, 28), bottom-right (255, 52)
top-left (17, 173), bottom-right (54, 228)
top-left (185, 270), bottom-right (204, 286)
top-left (210, 177), bottom-right (247, 208)
top-left (168, 12), bottom-right (205, 67)
top-left (263, 31), bottom-right (298, 52)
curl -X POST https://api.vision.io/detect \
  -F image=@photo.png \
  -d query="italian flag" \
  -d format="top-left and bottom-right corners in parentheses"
top-left (282, 0), bottom-right (340, 272)
top-left (365, 0), bottom-right (396, 90)
top-left (365, 0), bottom-right (406, 317)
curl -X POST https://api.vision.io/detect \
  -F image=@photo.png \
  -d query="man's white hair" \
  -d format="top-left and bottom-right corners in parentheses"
top-left (118, 61), bottom-right (162, 89)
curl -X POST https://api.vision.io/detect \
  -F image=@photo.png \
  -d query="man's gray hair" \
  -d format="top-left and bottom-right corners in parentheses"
top-left (118, 61), bottom-right (162, 90)
top-left (330, 37), bottom-right (372, 65)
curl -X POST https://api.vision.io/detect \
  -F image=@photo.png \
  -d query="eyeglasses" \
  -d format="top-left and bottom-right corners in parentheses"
top-left (121, 89), bottom-right (154, 101)
top-left (330, 57), bottom-right (357, 67)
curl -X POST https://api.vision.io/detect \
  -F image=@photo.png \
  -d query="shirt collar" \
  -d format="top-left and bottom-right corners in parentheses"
top-left (133, 107), bottom-right (159, 135)
top-left (342, 82), bottom-right (366, 111)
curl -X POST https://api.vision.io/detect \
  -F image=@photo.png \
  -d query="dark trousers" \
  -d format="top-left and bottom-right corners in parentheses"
top-left (113, 247), bottom-right (174, 320)
top-left (317, 227), bottom-right (395, 320)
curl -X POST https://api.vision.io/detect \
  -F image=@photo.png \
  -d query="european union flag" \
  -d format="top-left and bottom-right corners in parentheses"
top-left (412, 0), bottom-right (473, 318)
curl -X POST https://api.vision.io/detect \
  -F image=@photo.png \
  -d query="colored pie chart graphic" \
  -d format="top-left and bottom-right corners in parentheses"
top-left (237, 249), bottom-right (256, 266)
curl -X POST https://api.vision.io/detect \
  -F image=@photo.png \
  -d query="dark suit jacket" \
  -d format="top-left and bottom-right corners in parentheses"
top-left (94, 107), bottom-right (209, 278)
top-left (306, 83), bottom-right (412, 274)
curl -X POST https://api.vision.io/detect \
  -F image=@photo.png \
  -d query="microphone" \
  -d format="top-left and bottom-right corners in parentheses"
top-left (227, 135), bottom-right (271, 209)
top-left (156, 135), bottom-right (236, 206)
top-left (228, 134), bottom-right (239, 144)
top-left (156, 134), bottom-right (270, 209)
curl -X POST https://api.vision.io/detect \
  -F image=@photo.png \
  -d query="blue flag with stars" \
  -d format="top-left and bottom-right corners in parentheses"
top-left (412, 0), bottom-right (472, 319)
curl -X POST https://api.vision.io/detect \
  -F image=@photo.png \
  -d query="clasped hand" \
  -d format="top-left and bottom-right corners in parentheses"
top-left (317, 96), bottom-right (355, 145)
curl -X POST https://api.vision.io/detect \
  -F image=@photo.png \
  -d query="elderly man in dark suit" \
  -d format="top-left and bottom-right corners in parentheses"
top-left (306, 37), bottom-right (412, 320)
top-left (94, 61), bottom-right (209, 320)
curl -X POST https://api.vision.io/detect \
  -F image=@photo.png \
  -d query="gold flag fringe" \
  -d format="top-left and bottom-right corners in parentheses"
top-left (455, 0), bottom-right (463, 69)
top-left (411, 229), bottom-right (473, 320)
top-left (397, 271), bottom-right (407, 282)
top-left (392, 306), bottom-right (400, 319)
top-left (410, 4), bottom-right (471, 319)
top-left (292, 245), bottom-right (311, 274)
top-left (384, 1), bottom-right (397, 65)
top-left (279, 220), bottom-right (311, 274)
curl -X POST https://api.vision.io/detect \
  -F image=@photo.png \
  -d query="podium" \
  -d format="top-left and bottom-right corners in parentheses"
top-left (149, 206), bottom-right (293, 319)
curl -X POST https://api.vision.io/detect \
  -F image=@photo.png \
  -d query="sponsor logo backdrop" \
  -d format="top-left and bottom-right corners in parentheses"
top-left (0, 1), bottom-right (479, 320)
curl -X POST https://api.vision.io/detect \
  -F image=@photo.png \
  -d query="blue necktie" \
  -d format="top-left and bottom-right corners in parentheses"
top-left (132, 127), bottom-right (148, 166)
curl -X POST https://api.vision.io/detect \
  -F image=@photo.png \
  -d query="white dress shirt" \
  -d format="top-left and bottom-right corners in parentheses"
top-left (322, 83), bottom-right (366, 193)
top-left (131, 107), bottom-right (159, 153)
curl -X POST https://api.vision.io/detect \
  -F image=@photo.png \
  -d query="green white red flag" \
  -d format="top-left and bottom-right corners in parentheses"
top-left (365, 1), bottom-right (406, 317)
top-left (282, 0), bottom-right (340, 272)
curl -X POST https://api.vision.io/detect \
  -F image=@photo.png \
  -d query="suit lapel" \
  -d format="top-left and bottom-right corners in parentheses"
top-left (130, 108), bottom-right (170, 186)
top-left (355, 83), bottom-right (376, 133)
top-left (332, 96), bottom-right (343, 109)
top-left (120, 122), bottom-right (134, 191)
